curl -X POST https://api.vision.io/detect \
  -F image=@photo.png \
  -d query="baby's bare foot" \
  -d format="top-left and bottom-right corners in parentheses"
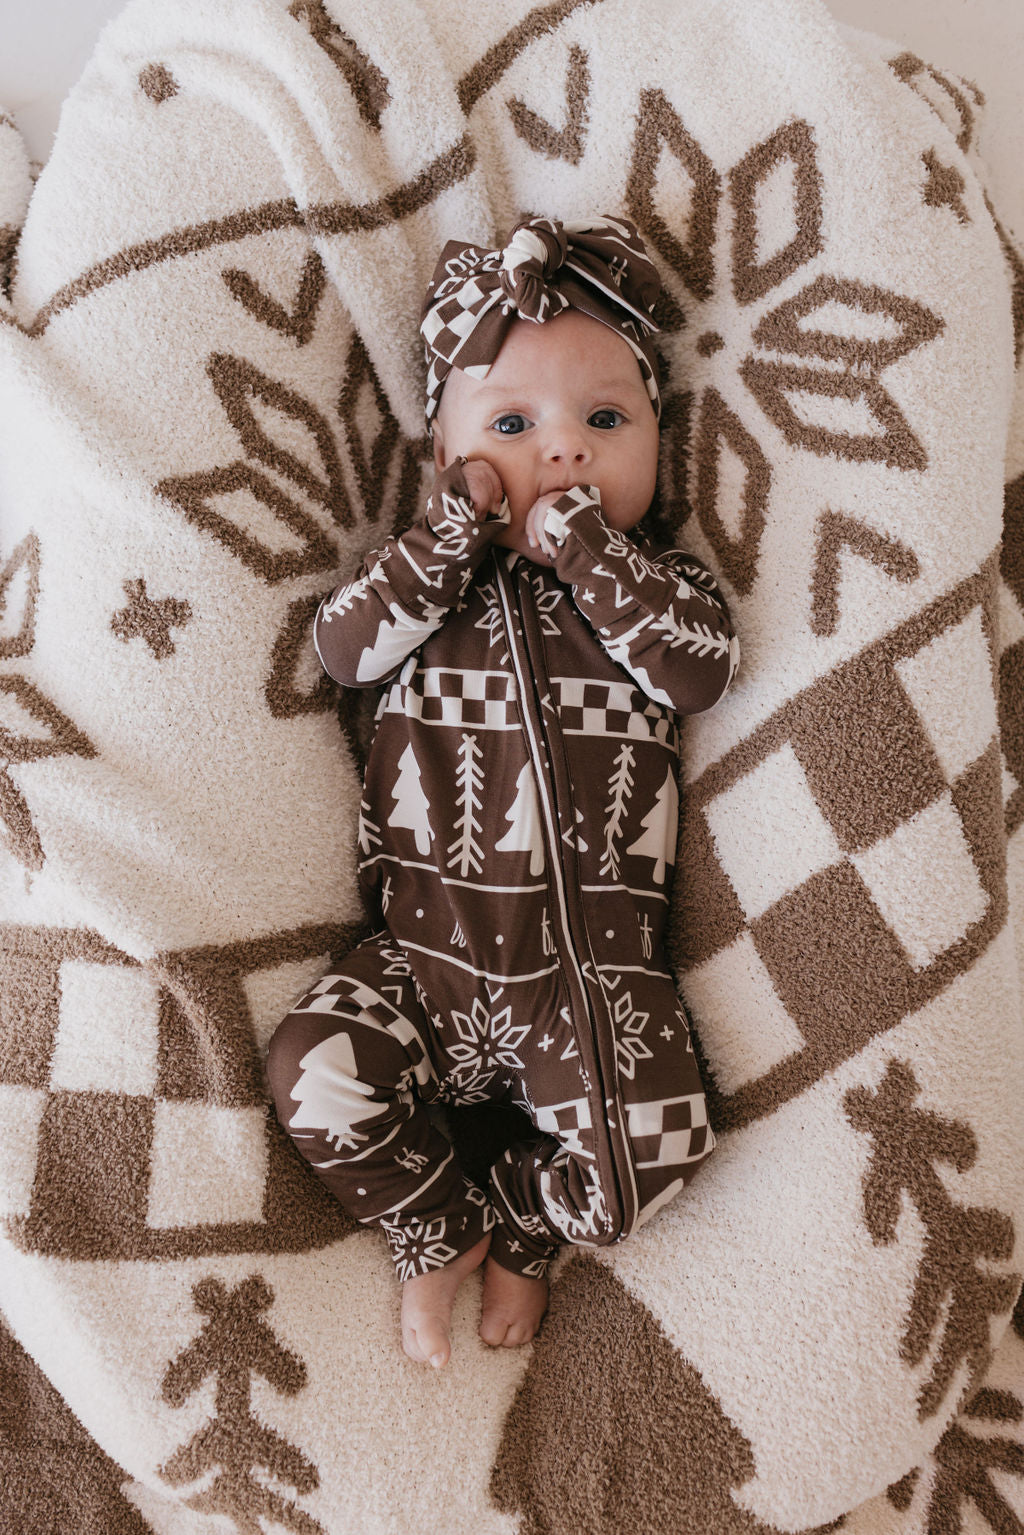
top-left (401, 1234), bottom-right (490, 1368)
top-left (479, 1256), bottom-right (548, 1348)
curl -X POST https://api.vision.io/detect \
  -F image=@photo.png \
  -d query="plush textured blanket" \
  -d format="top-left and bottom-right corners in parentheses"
top-left (1, 0), bottom-right (1023, 1530)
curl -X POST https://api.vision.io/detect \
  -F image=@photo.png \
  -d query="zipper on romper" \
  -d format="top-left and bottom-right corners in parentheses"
top-left (495, 556), bottom-right (639, 1240)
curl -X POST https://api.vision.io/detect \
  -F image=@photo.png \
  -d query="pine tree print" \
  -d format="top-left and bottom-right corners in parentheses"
top-left (845, 1060), bottom-right (1021, 1420)
top-left (357, 795), bottom-right (382, 857)
top-left (626, 768), bottom-right (678, 884)
top-left (601, 744), bottom-right (636, 879)
top-left (492, 1257), bottom-right (801, 1535)
top-left (887, 1386), bottom-right (1024, 1532)
top-left (389, 742), bottom-right (432, 855)
top-left (289, 1027), bottom-right (371, 1154)
top-left (495, 762), bottom-right (545, 875)
top-left (160, 1275), bottom-right (323, 1534)
top-left (447, 732), bottom-right (485, 877)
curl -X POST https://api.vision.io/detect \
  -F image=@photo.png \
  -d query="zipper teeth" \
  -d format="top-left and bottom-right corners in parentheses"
top-left (496, 573), bottom-right (580, 988)
top-left (497, 562), bottom-right (638, 1232)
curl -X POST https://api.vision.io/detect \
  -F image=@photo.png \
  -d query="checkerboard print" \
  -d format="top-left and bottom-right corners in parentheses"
top-left (382, 665), bottom-right (520, 729)
top-left (533, 1096), bottom-right (594, 1158)
top-left (0, 922), bottom-right (360, 1260)
top-left (551, 677), bottom-right (681, 745)
top-left (673, 567), bottom-right (1009, 1133)
top-left (625, 1093), bottom-right (712, 1168)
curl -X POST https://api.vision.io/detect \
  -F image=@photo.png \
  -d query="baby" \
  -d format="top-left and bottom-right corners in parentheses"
top-left (267, 215), bottom-right (739, 1367)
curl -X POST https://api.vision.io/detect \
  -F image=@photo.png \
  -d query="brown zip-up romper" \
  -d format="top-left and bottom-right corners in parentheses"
top-left (267, 462), bottom-right (738, 1278)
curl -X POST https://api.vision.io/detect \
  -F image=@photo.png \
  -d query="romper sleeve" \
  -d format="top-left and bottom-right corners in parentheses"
top-left (542, 486), bottom-right (740, 714)
top-left (313, 459), bottom-right (510, 687)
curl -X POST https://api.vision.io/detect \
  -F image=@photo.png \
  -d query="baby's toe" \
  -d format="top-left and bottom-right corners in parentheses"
top-left (402, 1304), bottom-right (451, 1367)
top-left (478, 1308), bottom-right (512, 1348)
top-left (500, 1317), bottom-right (538, 1347)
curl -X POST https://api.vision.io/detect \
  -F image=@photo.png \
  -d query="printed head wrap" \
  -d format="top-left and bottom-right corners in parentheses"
top-left (420, 215), bottom-right (662, 427)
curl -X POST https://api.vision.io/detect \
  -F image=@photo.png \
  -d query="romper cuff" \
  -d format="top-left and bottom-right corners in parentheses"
top-left (379, 1173), bottom-right (496, 1283)
top-left (487, 1209), bottom-right (558, 1279)
top-left (540, 483), bottom-right (600, 547)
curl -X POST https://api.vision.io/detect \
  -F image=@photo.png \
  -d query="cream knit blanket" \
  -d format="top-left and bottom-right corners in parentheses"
top-left (1, 1), bottom-right (1022, 1531)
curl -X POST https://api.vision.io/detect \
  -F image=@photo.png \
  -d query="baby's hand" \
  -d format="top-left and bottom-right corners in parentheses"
top-left (524, 491), bottom-right (565, 561)
top-left (459, 458), bottom-right (505, 519)
top-left (524, 485), bottom-right (599, 560)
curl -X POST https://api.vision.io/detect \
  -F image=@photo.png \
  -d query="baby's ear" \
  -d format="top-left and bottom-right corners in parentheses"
top-left (431, 421), bottom-right (447, 471)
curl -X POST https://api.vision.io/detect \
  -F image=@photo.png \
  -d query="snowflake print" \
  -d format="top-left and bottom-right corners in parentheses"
top-left (543, 1156), bottom-right (608, 1243)
top-left (629, 107), bottom-right (944, 593)
top-left (379, 946), bottom-right (412, 977)
top-left (446, 991), bottom-right (530, 1103)
top-left (380, 1215), bottom-right (458, 1281)
top-left (529, 577), bottom-right (566, 635)
top-left (601, 528), bottom-right (662, 587)
top-left (474, 581), bottom-right (505, 647)
top-left (609, 987), bottom-right (653, 1079)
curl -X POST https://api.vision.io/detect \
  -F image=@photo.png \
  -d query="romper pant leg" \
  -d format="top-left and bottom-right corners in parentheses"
top-left (486, 972), bottom-right (714, 1276)
top-left (267, 933), bottom-right (494, 1281)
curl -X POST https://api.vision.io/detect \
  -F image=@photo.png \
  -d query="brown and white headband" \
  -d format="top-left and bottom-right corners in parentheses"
top-left (419, 215), bottom-right (662, 427)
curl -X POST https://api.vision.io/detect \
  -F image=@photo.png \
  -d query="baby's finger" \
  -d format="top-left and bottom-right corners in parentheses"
top-left (461, 459), bottom-right (503, 515)
top-left (533, 501), bottom-right (559, 558)
top-left (525, 503), bottom-right (549, 554)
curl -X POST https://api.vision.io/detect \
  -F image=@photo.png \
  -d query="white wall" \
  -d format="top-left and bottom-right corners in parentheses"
top-left (826, 0), bottom-right (1022, 231)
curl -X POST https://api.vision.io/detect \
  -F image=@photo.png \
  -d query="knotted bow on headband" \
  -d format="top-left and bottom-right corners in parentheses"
top-left (420, 215), bottom-right (662, 427)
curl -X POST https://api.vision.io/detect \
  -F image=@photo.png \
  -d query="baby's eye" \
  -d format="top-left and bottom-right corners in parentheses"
top-left (492, 413), bottom-right (529, 435)
top-left (589, 409), bottom-right (623, 430)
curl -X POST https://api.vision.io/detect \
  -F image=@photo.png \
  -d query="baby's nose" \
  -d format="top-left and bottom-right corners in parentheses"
top-left (543, 421), bottom-right (590, 463)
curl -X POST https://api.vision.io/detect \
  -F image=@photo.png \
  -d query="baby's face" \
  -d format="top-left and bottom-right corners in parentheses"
top-left (432, 310), bottom-right (659, 561)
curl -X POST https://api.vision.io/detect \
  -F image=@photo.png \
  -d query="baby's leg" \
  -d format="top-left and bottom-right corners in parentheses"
top-left (401, 1234), bottom-right (491, 1366)
top-left (479, 1256), bottom-right (548, 1348)
top-left (484, 969), bottom-right (715, 1275)
top-left (266, 935), bottom-right (494, 1365)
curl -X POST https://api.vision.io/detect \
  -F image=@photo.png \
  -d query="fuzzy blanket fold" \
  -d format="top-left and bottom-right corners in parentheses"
top-left (1, 0), bottom-right (1022, 1531)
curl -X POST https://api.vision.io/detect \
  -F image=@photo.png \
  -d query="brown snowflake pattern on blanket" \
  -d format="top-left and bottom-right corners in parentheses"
top-left (1, 0), bottom-right (1022, 1528)
top-left (268, 459), bottom-right (737, 1277)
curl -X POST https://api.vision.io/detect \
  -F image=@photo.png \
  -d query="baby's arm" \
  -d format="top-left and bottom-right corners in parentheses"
top-left (313, 459), bottom-right (509, 687)
top-left (534, 487), bottom-right (739, 714)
